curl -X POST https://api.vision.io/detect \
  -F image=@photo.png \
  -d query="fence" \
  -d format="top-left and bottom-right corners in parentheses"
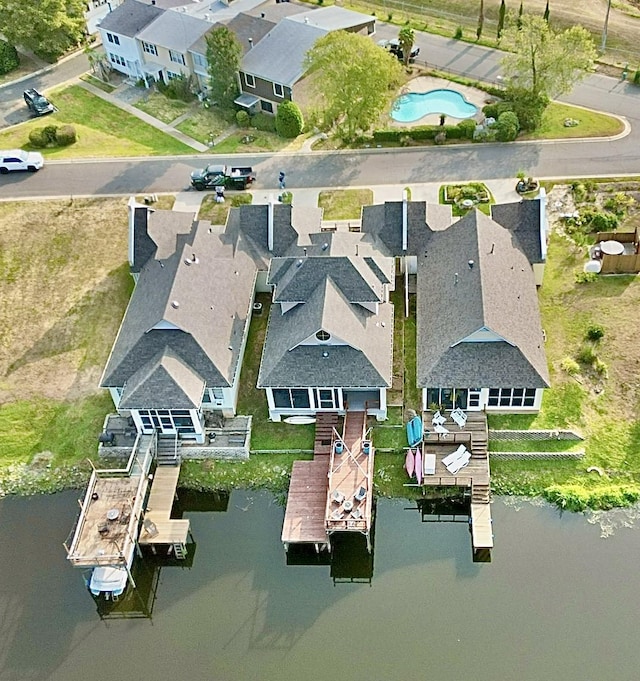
top-left (489, 429), bottom-right (583, 441)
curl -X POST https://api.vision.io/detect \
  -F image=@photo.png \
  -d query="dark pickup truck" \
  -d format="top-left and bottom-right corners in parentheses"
top-left (190, 164), bottom-right (256, 191)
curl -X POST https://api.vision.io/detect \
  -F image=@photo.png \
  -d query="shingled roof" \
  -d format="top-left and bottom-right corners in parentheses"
top-left (257, 277), bottom-right (393, 388)
top-left (416, 210), bottom-right (549, 388)
top-left (98, 0), bottom-right (164, 38)
top-left (491, 198), bottom-right (544, 265)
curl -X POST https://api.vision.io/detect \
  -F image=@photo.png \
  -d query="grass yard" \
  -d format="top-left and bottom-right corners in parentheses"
top-left (134, 92), bottom-right (192, 124)
top-left (79, 74), bottom-right (117, 93)
top-left (317, 189), bottom-right (374, 220)
top-left (0, 198), bottom-right (136, 494)
top-left (198, 192), bottom-right (252, 224)
top-left (212, 130), bottom-right (294, 154)
top-left (175, 106), bottom-right (233, 143)
top-left (0, 85), bottom-right (193, 157)
top-left (520, 102), bottom-right (625, 141)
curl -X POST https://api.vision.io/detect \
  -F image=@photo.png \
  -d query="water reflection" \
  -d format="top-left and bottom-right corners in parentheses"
top-left (1, 491), bottom-right (640, 681)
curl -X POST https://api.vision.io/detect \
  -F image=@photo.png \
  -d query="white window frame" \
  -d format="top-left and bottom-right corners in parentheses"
top-left (169, 50), bottom-right (185, 65)
top-left (245, 73), bottom-right (255, 88)
top-left (106, 32), bottom-right (120, 45)
top-left (109, 53), bottom-right (126, 67)
top-left (142, 42), bottom-right (158, 56)
top-left (192, 52), bottom-right (207, 69)
top-left (487, 388), bottom-right (537, 408)
top-left (273, 82), bottom-right (284, 97)
top-left (166, 71), bottom-right (180, 81)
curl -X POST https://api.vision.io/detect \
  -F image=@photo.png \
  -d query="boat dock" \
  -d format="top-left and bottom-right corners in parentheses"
top-left (138, 464), bottom-right (190, 557)
top-left (282, 411), bottom-right (374, 553)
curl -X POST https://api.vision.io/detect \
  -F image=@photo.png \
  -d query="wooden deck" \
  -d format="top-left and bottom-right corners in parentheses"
top-left (281, 459), bottom-right (329, 546)
top-left (139, 465), bottom-right (189, 547)
top-left (470, 503), bottom-right (494, 549)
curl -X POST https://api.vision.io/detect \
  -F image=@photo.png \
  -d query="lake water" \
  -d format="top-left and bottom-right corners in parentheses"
top-left (1, 490), bottom-right (639, 680)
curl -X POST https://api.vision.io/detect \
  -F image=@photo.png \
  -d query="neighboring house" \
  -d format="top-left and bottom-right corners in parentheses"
top-left (101, 200), bottom-right (257, 441)
top-left (257, 256), bottom-right (394, 422)
top-left (86, 0), bottom-right (124, 35)
top-left (97, 0), bottom-right (164, 81)
top-left (237, 6), bottom-right (375, 114)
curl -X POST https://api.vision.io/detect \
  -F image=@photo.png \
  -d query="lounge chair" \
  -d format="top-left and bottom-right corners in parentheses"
top-left (442, 445), bottom-right (467, 468)
top-left (446, 451), bottom-right (471, 475)
top-left (350, 508), bottom-right (363, 520)
top-left (331, 489), bottom-right (345, 504)
top-left (434, 424), bottom-right (449, 435)
top-left (354, 486), bottom-right (367, 502)
top-left (450, 408), bottom-right (467, 429)
top-left (431, 410), bottom-right (446, 427)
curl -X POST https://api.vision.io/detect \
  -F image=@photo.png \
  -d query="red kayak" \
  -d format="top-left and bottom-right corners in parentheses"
top-left (404, 448), bottom-right (415, 478)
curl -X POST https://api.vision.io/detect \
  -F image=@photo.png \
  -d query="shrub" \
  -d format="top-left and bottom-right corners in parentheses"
top-left (157, 73), bottom-right (196, 102)
top-left (507, 87), bottom-right (548, 131)
top-left (494, 110), bottom-right (519, 141)
top-left (585, 324), bottom-right (605, 342)
top-left (235, 110), bottom-right (250, 127)
top-left (456, 119), bottom-right (476, 140)
top-left (482, 101), bottom-right (513, 120)
top-left (28, 128), bottom-right (49, 148)
top-left (580, 207), bottom-right (619, 232)
top-left (454, 26), bottom-right (463, 39)
top-left (576, 344), bottom-right (597, 365)
top-left (0, 40), bottom-right (19, 75)
top-left (593, 358), bottom-right (608, 377)
top-left (434, 131), bottom-right (446, 144)
top-left (251, 112), bottom-right (276, 132)
top-left (560, 357), bottom-right (580, 376)
top-left (634, 69), bottom-right (640, 86)
top-left (42, 125), bottom-right (59, 145)
top-left (575, 271), bottom-right (597, 284)
top-left (55, 125), bottom-right (76, 146)
top-left (603, 191), bottom-right (634, 217)
top-left (275, 101), bottom-right (304, 138)
top-left (544, 484), bottom-right (640, 511)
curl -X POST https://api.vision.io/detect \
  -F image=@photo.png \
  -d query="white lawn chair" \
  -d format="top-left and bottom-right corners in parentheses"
top-left (331, 489), bottom-right (345, 504)
top-left (431, 410), bottom-right (446, 427)
top-left (442, 445), bottom-right (466, 468)
top-left (451, 408), bottom-right (467, 429)
top-left (434, 423), bottom-right (449, 435)
top-left (446, 451), bottom-right (471, 475)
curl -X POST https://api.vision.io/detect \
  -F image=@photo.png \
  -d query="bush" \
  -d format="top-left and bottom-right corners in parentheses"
top-left (482, 101), bottom-right (513, 120)
top-left (157, 74), bottom-right (196, 102)
top-left (580, 207), bottom-right (619, 232)
top-left (593, 358), bottom-right (608, 376)
top-left (454, 26), bottom-right (463, 39)
top-left (55, 125), bottom-right (76, 146)
top-left (275, 100), bottom-right (304, 138)
top-left (575, 271), bottom-right (597, 284)
top-left (456, 119), bottom-right (476, 140)
top-left (235, 110), bottom-right (250, 127)
top-left (251, 112), bottom-right (276, 132)
top-left (494, 110), bottom-right (519, 141)
top-left (0, 40), bottom-right (19, 75)
top-left (507, 87), bottom-right (548, 131)
top-left (576, 344), bottom-right (597, 365)
top-left (585, 324), bottom-right (605, 342)
top-left (560, 357), bottom-right (580, 376)
top-left (634, 70), bottom-right (640, 86)
top-left (544, 484), bottom-right (640, 511)
top-left (28, 128), bottom-right (49, 148)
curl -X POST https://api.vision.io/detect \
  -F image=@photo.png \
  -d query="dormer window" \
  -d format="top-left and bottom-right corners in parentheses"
top-left (316, 330), bottom-right (330, 342)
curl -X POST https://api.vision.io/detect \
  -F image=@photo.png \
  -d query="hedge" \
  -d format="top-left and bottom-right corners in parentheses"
top-left (373, 120), bottom-right (476, 144)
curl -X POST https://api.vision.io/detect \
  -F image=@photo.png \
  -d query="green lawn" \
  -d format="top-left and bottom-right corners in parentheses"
top-left (212, 130), bottom-right (293, 154)
top-left (520, 102), bottom-right (625, 141)
top-left (134, 92), bottom-right (192, 124)
top-left (175, 106), bottom-right (233, 143)
top-left (0, 85), bottom-right (193, 157)
top-left (318, 189), bottom-right (374, 220)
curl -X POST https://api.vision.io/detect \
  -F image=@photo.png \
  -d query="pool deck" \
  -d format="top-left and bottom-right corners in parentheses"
top-left (390, 76), bottom-right (490, 127)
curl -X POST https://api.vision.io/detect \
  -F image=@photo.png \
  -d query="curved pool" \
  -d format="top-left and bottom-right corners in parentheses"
top-left (391, 88), bottom-right (479, 123)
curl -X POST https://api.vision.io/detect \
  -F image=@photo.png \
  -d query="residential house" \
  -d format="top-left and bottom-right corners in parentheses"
top-left (237, 6), bottom-right (375, 114)
top-left (100, 201), bottom-right (257, 441)
top-left (97, 0), bottom-right (164, 82)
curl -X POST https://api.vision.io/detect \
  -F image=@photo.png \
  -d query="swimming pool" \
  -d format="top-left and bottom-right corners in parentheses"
top-left (391, 88), bottom-right (479, 123)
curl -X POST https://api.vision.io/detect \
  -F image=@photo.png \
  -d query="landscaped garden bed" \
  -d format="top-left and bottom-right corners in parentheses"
top-left (440, 182), bottom-right (493, 215)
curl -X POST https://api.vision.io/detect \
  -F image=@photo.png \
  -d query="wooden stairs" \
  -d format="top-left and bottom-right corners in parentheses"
top-left (314, 412), bottom-right (339, 456)
top-left (156, 433), bottom-right (180, 466)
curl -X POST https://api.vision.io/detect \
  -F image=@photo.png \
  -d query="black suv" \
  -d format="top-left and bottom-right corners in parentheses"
top-left (23, 88), bottom-right (55, 116)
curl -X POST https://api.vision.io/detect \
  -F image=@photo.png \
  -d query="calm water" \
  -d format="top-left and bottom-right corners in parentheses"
top-left (391, 89), bottom-right (479, 122)
top-left (1, 490), bottom-right (639, 681)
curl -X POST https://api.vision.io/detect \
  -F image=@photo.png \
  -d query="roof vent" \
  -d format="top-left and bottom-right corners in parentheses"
top-left (185, 253), bottom-right (199, 265)
top-left (468, 259), bottom-right (474, 269)
top-left (490, 243), bottom-right (495, 254)
top-left (322, 242), bottom-right (329, 251)
top-left (304, 17), bottom-right (309, 23)
top-left (454, 273), bottom-right (459, 285)
top-left (322, 351), bottom-right (329, 358)
top-left (248, 38), bottom-right (253, 47)
top-left (171, 300), bottom-right (180, 309)
top-left (296, 259), bottom-right (303, 268)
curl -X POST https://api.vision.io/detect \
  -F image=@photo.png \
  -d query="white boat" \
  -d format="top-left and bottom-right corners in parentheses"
top-left (89, 565), bottom-right (129, 599)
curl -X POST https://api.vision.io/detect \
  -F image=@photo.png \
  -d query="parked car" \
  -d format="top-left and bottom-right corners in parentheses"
top-left (377, 38), bottom-right (420, 63)
top-left (23, 88), bottom-right (55, 116)
top-left (0, 149), bottom-right (45, 174)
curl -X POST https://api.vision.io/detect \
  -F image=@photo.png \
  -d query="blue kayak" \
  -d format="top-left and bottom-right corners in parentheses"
top-left (406, 416), bottom-right (423, 447)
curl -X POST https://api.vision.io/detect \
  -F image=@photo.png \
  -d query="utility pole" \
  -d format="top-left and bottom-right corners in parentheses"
top-left (600, 0), bottom-right (612, 53)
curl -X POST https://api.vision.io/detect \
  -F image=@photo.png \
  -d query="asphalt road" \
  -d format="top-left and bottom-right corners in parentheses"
top-left (0, 31), bottom-right (639, 198)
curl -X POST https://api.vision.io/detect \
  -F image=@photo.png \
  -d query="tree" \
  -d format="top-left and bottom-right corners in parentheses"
top-left (517, 0), bottom-right (524, 29)
top-left (500, 15), bottom-right (597, 101)
top-left (477, 0), bottom-right (484, 41)
top-left (497, 0), bottom-right (507, 39)
top-left (276, 101), bottom-right (304, 138)
top-left (398, 26), bottom-right (415, 67)
top-left (85, 46), bottom-right (111, 83)
top-left (305, 32), bottom-right (402, 141)
top-left (206, 26), bottom-right (242, 109)
top-left (543, 0), bottom-right (550, 22)
top-left (0, 0), bottom-right (86, 61)
top-left (0, 39), bottom-right (19, 75)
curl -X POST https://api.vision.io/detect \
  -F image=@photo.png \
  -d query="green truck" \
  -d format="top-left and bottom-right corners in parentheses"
top-left (190, 164), bottom-right (256, 191)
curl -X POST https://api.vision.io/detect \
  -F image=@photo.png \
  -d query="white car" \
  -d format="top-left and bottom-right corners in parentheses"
top-left (0, 149), bottom-right (44, 174)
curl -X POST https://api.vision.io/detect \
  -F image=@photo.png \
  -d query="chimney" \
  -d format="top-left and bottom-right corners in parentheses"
top-left (268, 200), bottom-right (275, 252)
top-left (401, 188), bottom-right (408, 251)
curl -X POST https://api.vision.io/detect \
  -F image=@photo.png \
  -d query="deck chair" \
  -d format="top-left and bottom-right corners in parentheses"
top-left (434, 424), bottom-right (449, 435)
top-left (451, 408), bottom-right (467, 429)
top-left (354, 486), bottom-right (367, 502)
top-left (331, 489), bottom-right (345, 504)
top-left (431, 410), bottom-right (446, 427)
top-left (447, 451), bottom-right (471, 475)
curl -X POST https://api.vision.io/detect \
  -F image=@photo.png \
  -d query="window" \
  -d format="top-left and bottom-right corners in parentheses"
top-left (169, 50), bottom-right (185, 65)
top-left (142, 42), bottom-right (158, 56)
top-left (261, 100), bottom-right (273, 113)
top-left (166, 71), bottom-right (180, 81)
top-left (272, 389), bottom-right (311, 409)
top-left (315, 389), bottom-right (338, 410)
top-left (138, 409), bottom-right (196, 434)
top-left (245, 73), bottom-right (255, 88)
top-left (212, 388), bottom-right (224, 401)
top-left (192, 52), bottom-right (207, 69)
top-left (273, 82), bottom-right (284, 97)
top-left (426, 388), bottom-right (468, 410)
top-left (109, 53), bottom-right (126, 67)
top-left (106, 32), bottom-right (120, 45)
top-left (487, 388), bottom-right (536, 408)
top-left (315, 330), bottom-right (330, 342)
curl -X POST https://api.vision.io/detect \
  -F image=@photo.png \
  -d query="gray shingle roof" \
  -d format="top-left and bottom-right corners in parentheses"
top-left (131, 206), bottom-right (157, 273)
top-left (257, 277), bottom-right (393, 388)
top-left (361, 200), bottom-right (435, 256)
top-left (137, 10), bottom-right (210, 51)
top-left (491, 198), bottom-right (544, 264)
top-left (287, 6), bottom-right (375, 30)
top-left (119, 349), bottom-right (205, 409)
top-left (416, 210), bottom-right (549, 388)
top-left (98, 0), bottom-right (164, 37)
top-left (240, 20), bottom-right (326, 85)
top-left (189, 13), bottom-right (276, 56)
top-left (101, 224), bottom-right (256, 392)
top-left (268, 256), bottom-right (387, 303)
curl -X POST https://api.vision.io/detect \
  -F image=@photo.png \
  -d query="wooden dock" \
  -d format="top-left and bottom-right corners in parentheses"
top-left (281, 459), bottom-right (329, 549)
top-left (139, 465), bottom-right (189, 551)
top-left (470, 503), bottom-right (494, 549)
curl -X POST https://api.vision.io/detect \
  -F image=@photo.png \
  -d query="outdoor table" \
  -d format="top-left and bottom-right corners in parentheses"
top-left (600, 240), bottom-right (625, 256)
